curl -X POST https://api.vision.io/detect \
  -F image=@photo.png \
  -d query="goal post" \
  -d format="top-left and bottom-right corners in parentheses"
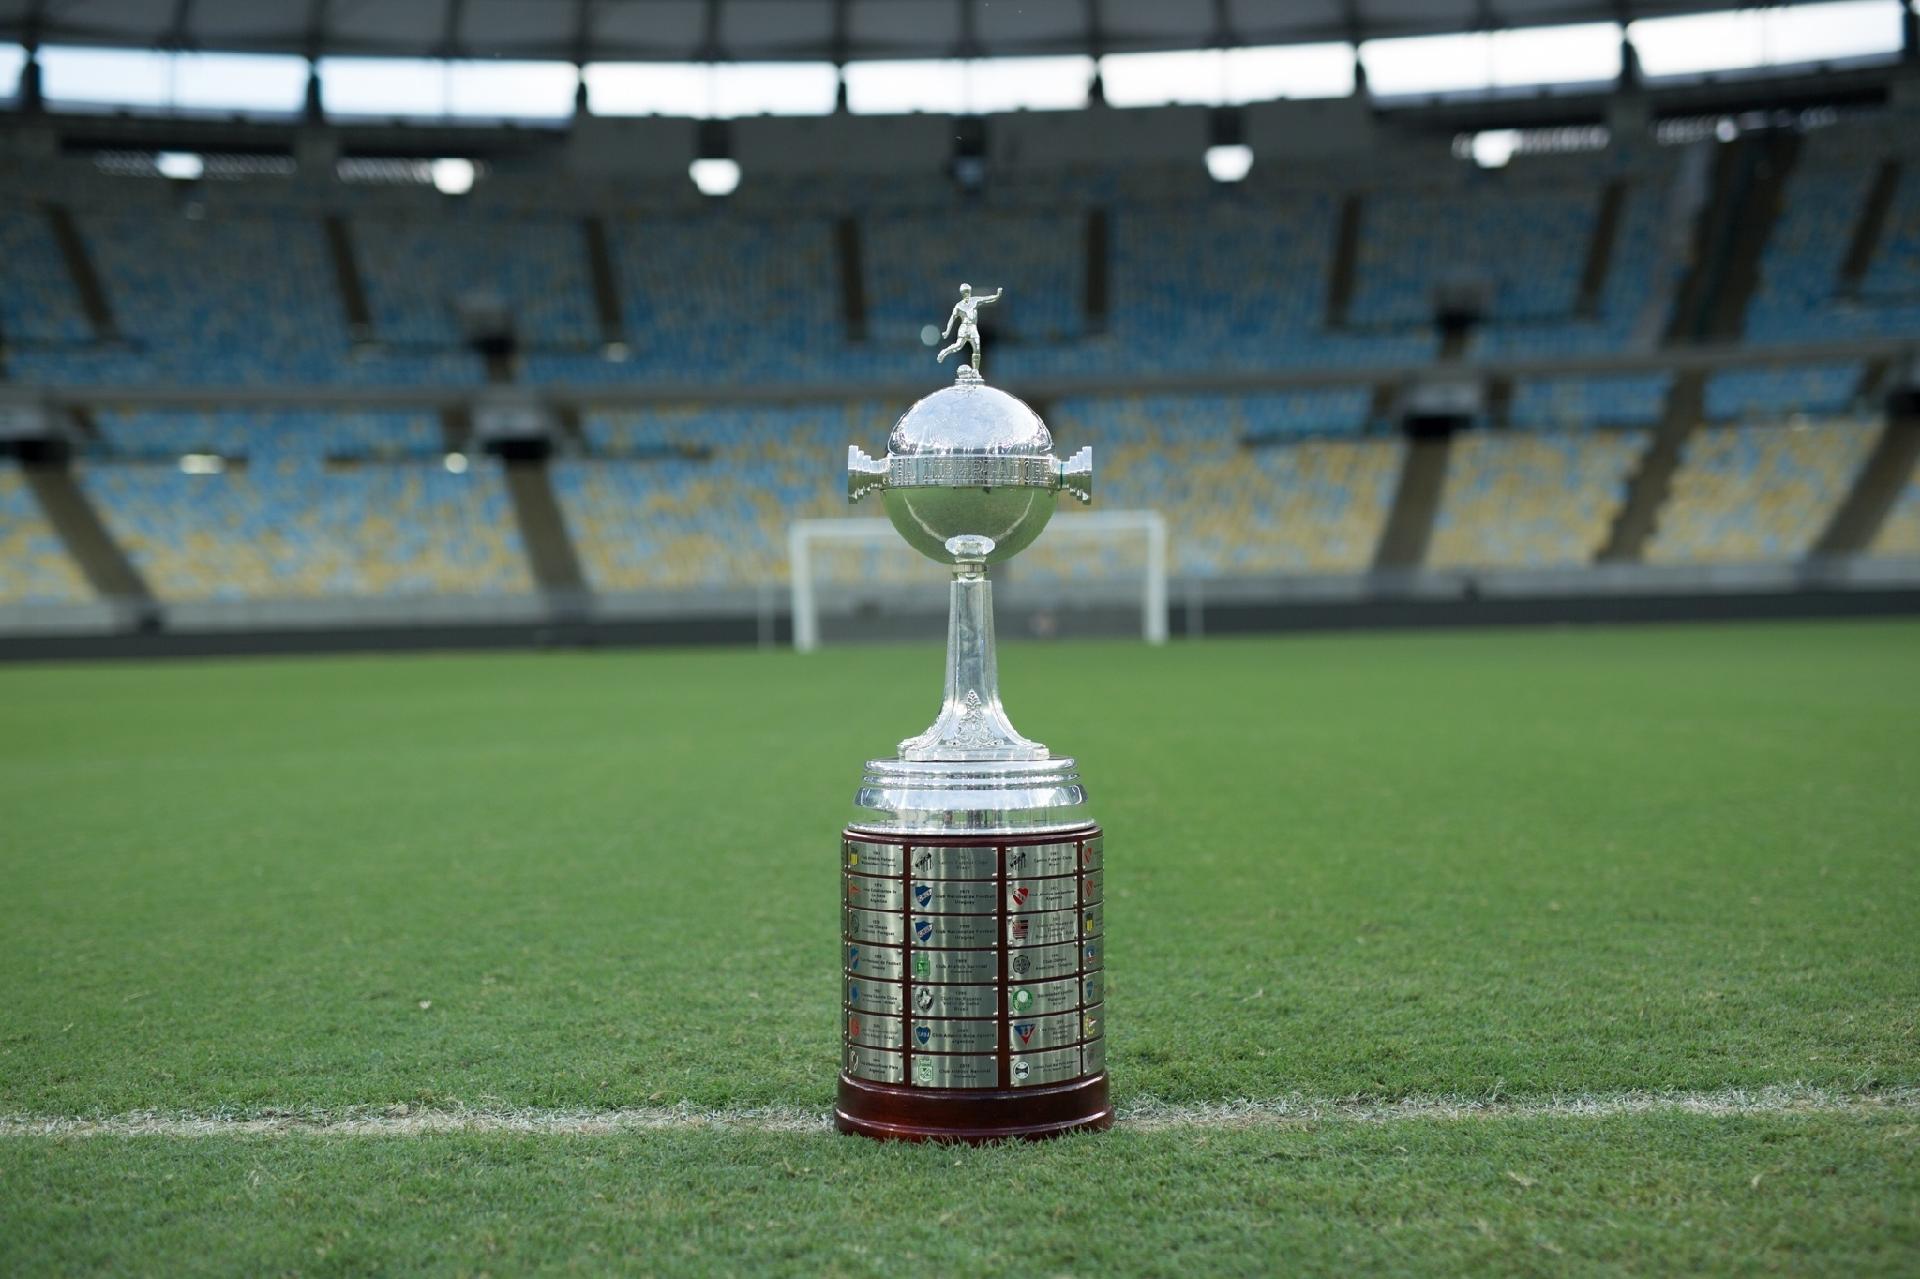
top-left (789, 511), bottom-right (1169, 653)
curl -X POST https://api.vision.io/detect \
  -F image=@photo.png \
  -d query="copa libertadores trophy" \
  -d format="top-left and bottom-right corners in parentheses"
top-left (837, 284), bottom-right (1107, 1142)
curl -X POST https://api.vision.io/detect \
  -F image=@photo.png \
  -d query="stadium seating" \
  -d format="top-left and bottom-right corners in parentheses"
top-left (865, 211), bottom-right (1085, 346)
top-left (1745, 151), bottom-right (1875, 344)
top-left (1507, 373), bottom-right (1671, 431)
top-left (67, 207), bottom-right (352, 385)
top-left (1702, 363), bottom-right (1865, 420)
top-left (354, 212), bottom-right (599, 347)
top-left (1352, 187), bottom-right (1592, 328)
top-left (79, 455), bottom-right (531, 601)
top-left (0, 465), bottom-right (91, 603)
top-left (1860, 166), bottom-right (1920, 303)
top-left (1060, 388), bottom-right (1374, 443)
top-left (1106, 193), bottom-right (1437, 372)
top-left (1046, 393), bottom-right (1403, 577)
top-left (2, 198), bottom-right (485, 388)
top-left (0, 206), bottom-right (91, 343)
top-left (1747, 121), bottom-right (1920, 344)
top-left (89, 410), bottom-right (445, 460)
top-left (556, 391), bottom-right (1393, 590)
top-left (0, 150), bottom-right (1688, 389)
top-left (4, 126), bottom-right (1917, 612)
top-left (599, 214), bottom-right (872, 384)
top-left (1429, 431), bottom-right (1647, 568)
top-left (557, 402), bottom-right (892, 590)
top-left (1349, 157), bottom-right (1683, 361)
top-left (1645, 419), bottom-right (1879, 563)
top-left (1472, 172), bottom-right (1681, 358)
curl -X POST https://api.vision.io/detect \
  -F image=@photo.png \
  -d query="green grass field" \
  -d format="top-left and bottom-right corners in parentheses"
top-left (2, 620), bottom-right (1917, 1274)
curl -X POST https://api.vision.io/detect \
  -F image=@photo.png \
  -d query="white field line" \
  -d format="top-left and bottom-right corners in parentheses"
top-left (3, 1084), bottom-right (1915, 1139)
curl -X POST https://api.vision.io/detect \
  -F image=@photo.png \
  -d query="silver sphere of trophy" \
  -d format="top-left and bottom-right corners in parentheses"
top-left (849, 377), bottom-right (1092, 566)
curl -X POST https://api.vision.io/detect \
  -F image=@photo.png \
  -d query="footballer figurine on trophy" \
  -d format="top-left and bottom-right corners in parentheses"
top-left (838, 285), bottom-right (1107, 1142)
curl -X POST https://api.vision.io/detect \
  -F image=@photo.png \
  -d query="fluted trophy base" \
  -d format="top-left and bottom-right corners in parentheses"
top-left (839, 821), bottom-right (1107, 1144)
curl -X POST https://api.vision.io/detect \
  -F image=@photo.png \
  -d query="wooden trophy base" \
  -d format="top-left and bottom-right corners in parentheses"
top-left (836, 1072), bottom-right (1111, 1143)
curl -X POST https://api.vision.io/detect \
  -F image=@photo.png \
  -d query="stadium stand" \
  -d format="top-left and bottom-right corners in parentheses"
top-left (1352, 186), bottom-right (1592, 328)
top-left (1703, 363), bottom-right (1867, 420)
top-left (1345, 153), bottom-right (1684, 360)
top-left (1508, 373), bottom-right (1672, 431)
top-left (0, 206), bottom-right (91, 344)
top-left (354, 211), bottom-right (599, 347)
top-left (559, 213), bottom-right (860, 385)
top-left (1861, 166), bottom-right (1920, 304)
top-left (1746, 117), bottom-right (1920, 344)
top-left (0, 465), bottom-right (91, 603)
top-left (1047, 393), bottom-right (1402, 577)
top-left (557, 389), bottom-right (1397, 591)
top-left (89, 410), bottom-right (445, 461)
top-left (2, 87), bottom-right (1919, 639)
top-left (1645, 419), bottom-right (1881, 564)
top-left (558, 403), bottom-right (891, 590)
top-left (78, 444), bottom-right (530, 601)
top-left (1745, 146), bottom-right (1874, 344)
top-left (1493, 162), bottom-right (1683, 358)
top-left (1428, 431), bottom-right (1648, 568)
top-left (24, 206), bottom-right (350, 386)
top-left (3, 197), bottom-right (484, 387)
top-left (1106, 191), bottom-right (1436, 373)
top-left (866, 211), bottom-right (1085, 346)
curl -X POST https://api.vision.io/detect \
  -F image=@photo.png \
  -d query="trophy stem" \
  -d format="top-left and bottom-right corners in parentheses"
top-left (897, 563), bottom-right (1048, 762)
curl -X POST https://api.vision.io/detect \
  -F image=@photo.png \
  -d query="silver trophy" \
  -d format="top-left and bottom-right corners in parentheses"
top-left (837, 286), bottom-right (1108, 1142)
top-left (846, 290), bottom-right (1093, 790)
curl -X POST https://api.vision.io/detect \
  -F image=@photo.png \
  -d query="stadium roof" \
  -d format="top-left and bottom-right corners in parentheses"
top-left (0, 1), bottom-right (1806, 64)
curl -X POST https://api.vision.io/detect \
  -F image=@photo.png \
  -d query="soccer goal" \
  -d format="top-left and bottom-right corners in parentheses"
top-left (789, 510), bottom-right (1168, 653)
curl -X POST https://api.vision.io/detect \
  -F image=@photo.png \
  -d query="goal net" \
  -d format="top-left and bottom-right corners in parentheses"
top-left (789, 510), bottom-right (1169, 652)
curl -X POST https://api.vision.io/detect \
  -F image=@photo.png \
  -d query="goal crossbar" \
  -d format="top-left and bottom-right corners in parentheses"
top-left (789, 510), bottom-right (1169, 652)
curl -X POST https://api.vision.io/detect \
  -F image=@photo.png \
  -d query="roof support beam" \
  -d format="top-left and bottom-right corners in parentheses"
top-left (1085, 0), bottom-right (1106, 103)
top-left (21, 0), bottom-right (47, 48)
top-left (301, 0), bottom-right (330, 121)
top-left (1210, 0), bottom-right (1237, 50)
top-left (302, 0), bottom-right (329, 60)
top-left (439, 0), bottom-right (467, 60)
top-left (162, 0), bottom-right (197, 52)
top-left (17, 0), bottom-right (46, 111)
top-left (572, 0), bottom-right (595, 114)
top-left (572, 0), bottom-right (595, 66)
top-left (1612, 0), bottom-right (1642, 88)
top-left (1342, 0), bottom-right (1368, 93)
top-left (831, 0), bottom-right (850, 110)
